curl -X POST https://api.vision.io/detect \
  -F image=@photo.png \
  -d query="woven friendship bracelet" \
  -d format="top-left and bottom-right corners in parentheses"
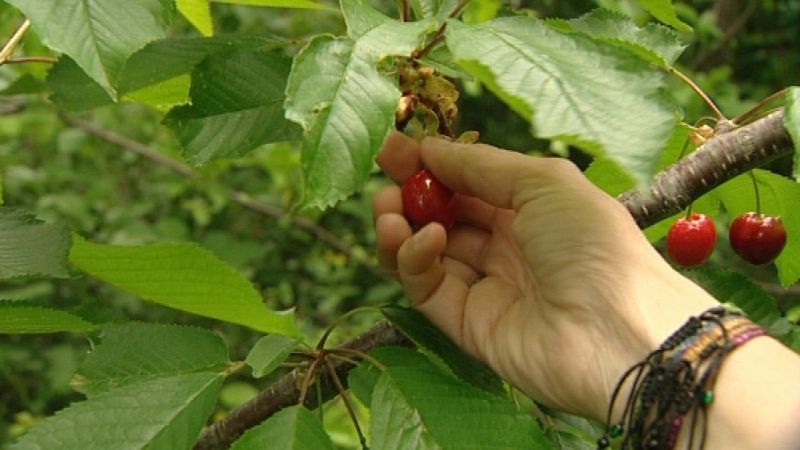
top-left (597, 306), bottom-right (766, 450)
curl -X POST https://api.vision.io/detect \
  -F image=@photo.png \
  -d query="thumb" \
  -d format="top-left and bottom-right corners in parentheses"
top-left (420, 137), bottom-right (582, 210)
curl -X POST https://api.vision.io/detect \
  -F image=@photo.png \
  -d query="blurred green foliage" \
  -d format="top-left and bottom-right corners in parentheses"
top-left (1, 0), bottom-right (799, 447)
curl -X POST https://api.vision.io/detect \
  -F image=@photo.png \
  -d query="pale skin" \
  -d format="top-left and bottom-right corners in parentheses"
top-left (373, 132), bottom-right (800, 449)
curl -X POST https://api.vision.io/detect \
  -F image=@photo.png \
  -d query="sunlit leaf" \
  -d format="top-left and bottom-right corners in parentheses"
top-left (633, 0), bottom-right (691, 31)
top-left (549, 8), bottom-right (686, 67)
top-left (177, 0), bottom-right (213, 36)
top-left (7, 0), bottom-right (167, 96)
top-left (285, 1), bottom-right (433, 208)
top-left (446, 18), bottom-right (677, 190)
top-left (69, 235), bottom-right (299, 335)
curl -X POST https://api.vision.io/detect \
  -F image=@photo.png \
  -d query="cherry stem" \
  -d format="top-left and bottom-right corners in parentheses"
top-left (400, 0), bottom-right (410, 22)
top-left (684, 202), bottom-right (694, 220)
top-left (329, 348), bottom-right (387, 370)
top-left (734, 88), bottom-right (787, 126)
top-left (668, 67), bottom-right (728, 121)
top-left (316, 306), bottom-right (379, 350)
top-left (323, 358), bottom-right (368, 449)
top-left (749, 170), bottom-right (762, 215)
top-left (222, 361), bottom-right (246, 377)
top-left (298, 355), bottom-right (324, 406)
top-left (0, 18), bottom-right (31, 64)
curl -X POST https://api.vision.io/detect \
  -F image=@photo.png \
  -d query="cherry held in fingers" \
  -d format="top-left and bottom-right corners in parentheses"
top-left (402, 169), bottom-right (457, 229)
top-left (729, 212), bottom-right (787, 265)
top-left (667, 213), bottom-right (717, 267)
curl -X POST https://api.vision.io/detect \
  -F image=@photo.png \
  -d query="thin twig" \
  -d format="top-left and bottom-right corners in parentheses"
top-left (401, 0), bottom-right (410, 22)
top-left (4, 56), bottom-right (56, 64)
top-left (59, 115), bottom-right (386, 277)
top-left (449, 0), bottom-right (470, 18)
top-left (734, 88), bottom-right (786, 126)
top-left (413, 23), bottom-right (447, 59)
top-left (323, 358), bottom-right (368, 449)
top-left (668, 67), bottom-right (728, 121)
top-left (0, 19), bottom-right (31, 64)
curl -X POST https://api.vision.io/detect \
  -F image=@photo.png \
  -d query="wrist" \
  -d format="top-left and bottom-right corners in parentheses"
top-left (682, 336), bottom-right (800, 450)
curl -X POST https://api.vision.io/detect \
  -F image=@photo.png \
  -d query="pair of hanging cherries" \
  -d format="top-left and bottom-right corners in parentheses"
top-left (666, 205), bottom-right (787, 268)
top-left (665, 82), bottom-right (789, 268)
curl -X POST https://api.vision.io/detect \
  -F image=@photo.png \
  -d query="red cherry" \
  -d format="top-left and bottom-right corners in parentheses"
top-left (729, 212), bottom-right (787, 265)
top-left (401, 169), bottom-right (457, 229)
top-left (667, 213), bottom-right (717, 267)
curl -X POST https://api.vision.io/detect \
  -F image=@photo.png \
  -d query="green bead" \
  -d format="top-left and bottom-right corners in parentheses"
top-left (703, 390), bottom-right (714, 405)
top-left (610, 424), bottom-right (624, 438)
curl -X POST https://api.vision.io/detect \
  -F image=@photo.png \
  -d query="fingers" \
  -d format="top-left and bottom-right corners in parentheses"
top-left (376, 131), bottom-right (421, 183)
top-left (375, 213), bottom-right (412, 271)
top-left (396, 223), bottom-right (469, 346)
top-left (396, 223), bottom-right (448, 303)
top-left (420, 137), bottom-right (582, 210)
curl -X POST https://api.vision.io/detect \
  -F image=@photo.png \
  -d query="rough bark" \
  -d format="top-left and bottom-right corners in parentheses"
top-left (194, 109), bottom-right (795, 449)
top-left (619, 109), bottom-right (792, 228)
top-left (193, 322), bottom-right (411, 450)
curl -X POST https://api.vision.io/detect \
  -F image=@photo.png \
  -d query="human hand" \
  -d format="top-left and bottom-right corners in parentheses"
top-left (373, 132), bottom-right (718, 420)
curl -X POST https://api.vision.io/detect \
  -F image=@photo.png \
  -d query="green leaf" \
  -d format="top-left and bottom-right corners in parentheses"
top-left (118, 34), bottom-right (287, 96)
top-left (73, 322), bottom-right (229, 396)
top-left (164, 48), bottom-right (301, 164)
top-left (0, 74), bottom-right (46, 96)
top-left (715, 170), bottom-right (800, 286)
top-left (446, 18), bottom-right (677, 191)
top-left (369, 347), bottom-right (553, 450)
top-left (46, 57), bottom-right (114, 111)
top-left (584, 158), bottom-right (635, 197)
top-left (212, 0), bottom-right (333, 9)
top-left (348, 346), bottom-right (431, 406)
top-left (285, 12), bottom-right (433, 209)
top-left (6, 0), bottom-right (167, 97)
top-left (550, 8), bottom-right (686, 68)
top-left (381, 305), bottom-right (504, 395)
top-left (177, 0), bottom-right (213, 36)
top-left (245, 334), bottom-right (298, 378)
top-left (0, 306), bottom-right (94, 334)
top-left (682, 265), bottom-right (785, 334)
top-left (633, 0), bottom-right (691, 31)
top-left (11, 372), bottom-right (223, 450)
top-left (411, 0), bottom-right (461, 21)
top-left (230, 405), bottom-right (334, 450)
top-left (0, 207), bottom-right (71, 279)
top-left (785, 87), bottom-right (800, 181)
top-left (68, 235), bottom-right (299, 335)
top-left (122, 74), bottom-right (191, 111)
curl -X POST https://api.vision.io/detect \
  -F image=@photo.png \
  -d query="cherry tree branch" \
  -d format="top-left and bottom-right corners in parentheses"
top-left (619, 109), bottom-right (792, 228)
top-left (191, 108), bottom-right (796, 449)
top-left (193, 321), bottom-right (412, 450)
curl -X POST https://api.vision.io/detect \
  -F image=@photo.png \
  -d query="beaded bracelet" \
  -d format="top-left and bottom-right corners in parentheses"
top-left (597, 306), bottom-right (766, 450)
